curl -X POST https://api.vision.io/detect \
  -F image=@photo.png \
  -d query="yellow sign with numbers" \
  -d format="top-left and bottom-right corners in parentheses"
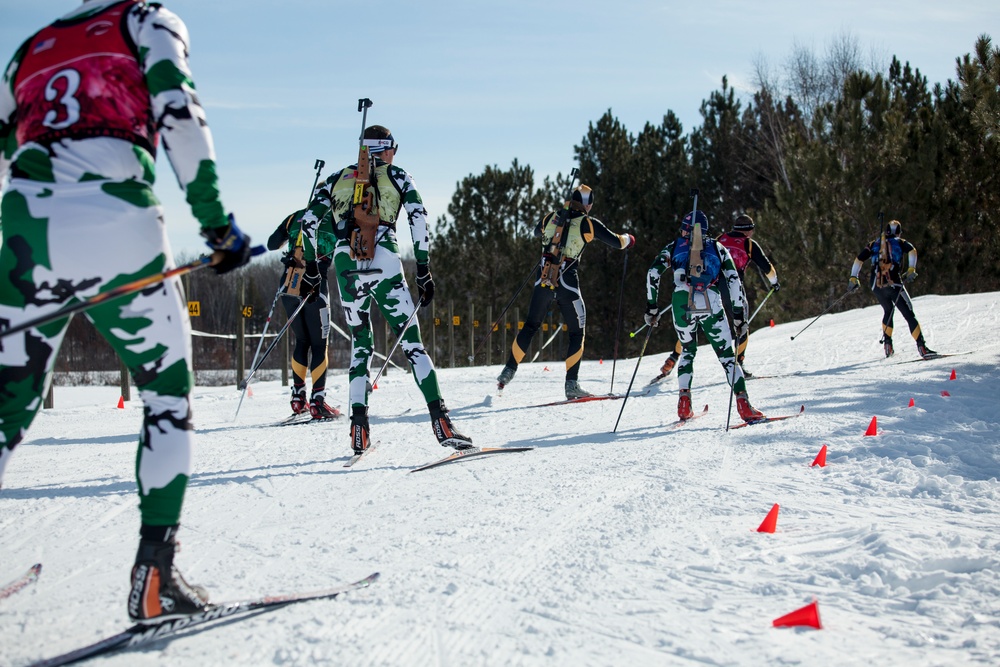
top-left (188, 301), bottom-right (200, 317)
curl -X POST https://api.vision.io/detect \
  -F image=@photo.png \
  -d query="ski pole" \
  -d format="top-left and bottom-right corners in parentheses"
top-left (371, 305), bottom-right (422, 389)
top-left (236, 292), bottom-right (312, 394)
top-left (610, 248), bottom-right (629, 393)
top-left (789, 288), bottom-right (853, 341)
top-left (629, 305), bottom-right (672, 338)
top-left (0, 246), bottom-right (265, 341)
top-left (612, 323), bottom-right (655, 433)
top-left (531, 323), bottom-right (562, 362)
top-left (468, 261), bottom-right (540, 363)
top-left (747, 287), bottom-right (775, 324)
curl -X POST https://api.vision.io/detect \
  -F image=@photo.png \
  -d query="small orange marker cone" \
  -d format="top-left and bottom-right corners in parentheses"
top-left (757, 503), bottom-right (779, 533)
top-left (769, 319), bottom-right (775, 327)
top-left (949, 369), bottom-right (956, 380)
top-left (864, 416), bottom-right (878, 436)
top-left (543, 366), bottom-right (550, 372)
top-left (941, 390), bottom-right (950, 397)
top-left (599, 358), bottom-right (603, 364)
top-left (773, 600), bottom-right (822, 629)
top-left (907, 398), bottom-right (915, 408)
top-left (117, 396), bottom-right (125, 409)
top-left (373, 382), bottom-right (378, 390)
top-left (247, 385), bottom-right (253, 398)
top-left (810, 445), bottom-right (827, 467)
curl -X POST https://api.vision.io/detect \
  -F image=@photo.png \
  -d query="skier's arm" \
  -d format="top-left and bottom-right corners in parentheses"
top-left (390, 166), bottom-right (431, 264)
top-left (646, 243), bottom-right (673, 305)
top-left (0, 40), bottom-right (29, 186)
top-left (134, 6), bottom-right (228, 231)
top-left (901, 239), bottom-right (917, 269)
top-left (586, 217), bottom-right (634, 249)
top-left (851, 244), bottom-right (874, 278)
top-left (297, 172), bottom-right (343, 261)
top-left (267, 214), bottom-right (296, 251)
top-left (747, 239), bottom-right (778, 287)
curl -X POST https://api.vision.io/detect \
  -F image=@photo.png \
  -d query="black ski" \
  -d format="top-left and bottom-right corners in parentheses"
top-left (29, 572), bottom-right (379, 667)
top-left (893, 351), bottom-right (969, 365)
top-left (728, 405), bottom-right (805, 430)
top-left (0, 563), bottom-right (41, 601)
top-left (410, 446), bottom-right (533, 473)
top-left (274, 411), bottom-right (342, 427)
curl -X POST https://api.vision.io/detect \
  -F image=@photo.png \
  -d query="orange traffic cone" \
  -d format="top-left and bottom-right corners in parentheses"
top-left (864, 416), bottom-right (878, 436)
top-left (949, 369), bottom-right (956, 380)
top-left (757, 503), bottom-right (779, 533)
top-left (769, 319), bottom-right (775, 327)
top-left (117, 396), bottom-right (124, 409)
top-left (810, 445), bottom-right (827, 468)
top-left (941, 390), bottom-right (950, 397)
top-left (543, 366), bottom-right (550, 372)
top-left (907, 398), bottom-right (915, 408)
top-left (247, 385), bottom-right (254, 398)
top-left (772, 600), bottom-right (822, 629)
top-left (599, 358), bottom-right (603, 364)
top-left (373, 382), bottom-right (378, 390)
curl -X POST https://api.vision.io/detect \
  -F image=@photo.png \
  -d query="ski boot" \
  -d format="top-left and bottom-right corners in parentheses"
top-left (882, 336), bottom-right (894, 358)
top-left (735, 392), bottom-right (765, 423)
top-left (129, 528), bottom-right (209, 623)
top-left (309, 394), bottom-right (340, 421)
top-left (660, 355), bottom-right (678, 376)
top-left (677, 389), bottom-right (694, 420)
top-left (290, 386), bottom-right (307, 414)
top-left (497, 365), bottom-right (516, 391)
top-left (917, 340), bottom-right (937, 359)
top-left (565, 379), bottom-right (594, 400)
top-left (429, 400), bottom-right (474, 450)
top-left (350, 407), bottom-right (370, 454)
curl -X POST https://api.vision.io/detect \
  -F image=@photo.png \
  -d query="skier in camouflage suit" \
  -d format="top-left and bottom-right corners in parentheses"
top-left (296, 124), bottom-right (472, 454)
top-left (0, 0), bottom-right (252, 621)
top-left (645, 211), bottom-right (764, 423)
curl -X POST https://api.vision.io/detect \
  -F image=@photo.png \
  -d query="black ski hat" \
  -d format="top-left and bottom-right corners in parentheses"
top-left (886, 220), bottom-right (901, 237)
top-left (732, 214), bottom-right (755, 231)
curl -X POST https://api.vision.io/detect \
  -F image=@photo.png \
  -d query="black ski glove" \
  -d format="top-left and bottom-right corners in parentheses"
top-left (300, 261), bottom-right (320, 303)
top-left (202, 213), bottom-right (252, 275)
top-left (732, 308), bottom-right (748, 339)
top-left (416, 263), bottom-right (434, 307)
top-left (771, 281), bottom-right (780, 292)
top-left (644, 303), bottom-right (660, 327)
top-left (903, 267), bottom-right (917, 283)
top-left (848, 276), bottom-right (860, 292)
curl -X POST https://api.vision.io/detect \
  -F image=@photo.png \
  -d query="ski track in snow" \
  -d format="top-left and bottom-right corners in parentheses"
top-left (2, 292), bottom-right (1000, 666)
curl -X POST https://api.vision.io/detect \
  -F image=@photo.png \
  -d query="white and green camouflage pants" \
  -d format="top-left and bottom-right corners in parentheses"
top-left (671, 287), bottom-right (747, 396)
top-left (333, 237), bottom-right (441, 410)
top-left (0, 180), bottom-right (194, 526)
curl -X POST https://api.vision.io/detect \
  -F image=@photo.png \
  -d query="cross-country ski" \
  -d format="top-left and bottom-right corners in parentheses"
top-left (410, 446), bottom-right (534, 473)
top-left (0, 563), bottom-right (41, 601)
top-left (28, 573), bottom-right (379, 667)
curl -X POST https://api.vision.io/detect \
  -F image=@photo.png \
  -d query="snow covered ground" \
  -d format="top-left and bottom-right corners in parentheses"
top-left (2, 291), bottom-right (999, 667)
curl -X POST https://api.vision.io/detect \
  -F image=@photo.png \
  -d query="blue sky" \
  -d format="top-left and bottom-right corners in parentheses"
top-left (1, 0), bottom-right (996, 258)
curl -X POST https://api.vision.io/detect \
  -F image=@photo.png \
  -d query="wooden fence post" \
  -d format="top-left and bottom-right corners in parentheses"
top-left (448, 300), bottom-right (455, 369)
top-left (119, 358), bottom-right (131, 401)
top-left (236, 276), bottom-right (245, 388)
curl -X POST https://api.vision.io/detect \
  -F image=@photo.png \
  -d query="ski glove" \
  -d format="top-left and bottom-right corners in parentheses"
top-left (903, 267), bottom-right (918, 283)
top-left (644, 304), bottom-right (660, 327)
top-left (732, 309), bottom-right (749, 339)
top-left (416, 263), bottom-right (434, 307)
top-left (301, 261), bottom-right (321, 303)
top-left (848, 276), bottom-right (861, 292)
top-left (623, 234), bottom-right (636, 249)
top-left (202, 213), bottom-right (253, 275)
top-left (771, 281), bottom-right (780, 292)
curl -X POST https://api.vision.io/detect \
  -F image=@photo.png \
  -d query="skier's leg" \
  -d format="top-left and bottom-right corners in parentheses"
top-left (671, 291), bottom-right (698, 393)
top-left (281, 294), bottom-right (309, 408)
top-left (333, 250), bottom-right (375, 410)
top-left (508, 283), bottom-right (551, 368)
top-left (894, 289), bottom-right (923, 342)
top-left (0, 187), bottom-right (71, 485)
top-left (555, 271), bottom-right (586, 386)
top-left (700, 291), bottom-right (747, 396)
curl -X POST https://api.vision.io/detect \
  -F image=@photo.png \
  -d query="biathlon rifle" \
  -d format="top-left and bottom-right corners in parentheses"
top-left (686, 188), bottom-right (711, 314)
top-left (349, 98), bottom-right (380, 260)
top-left (876, 211), bottom-right (892, 288)
top-left (282, 159), bottom-right (327, 297)
top-left (539, 168), bottom-right (580, 289)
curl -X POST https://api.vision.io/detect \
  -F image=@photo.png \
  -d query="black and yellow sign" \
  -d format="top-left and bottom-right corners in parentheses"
top-left (434, 317), bottom-right (441, 326)
top-left (187, 301), bottom-right (200, 317)
top-left (452, 315), bottom-right (461, 326)
top-left (242, 305), bottom-right (253, 319)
